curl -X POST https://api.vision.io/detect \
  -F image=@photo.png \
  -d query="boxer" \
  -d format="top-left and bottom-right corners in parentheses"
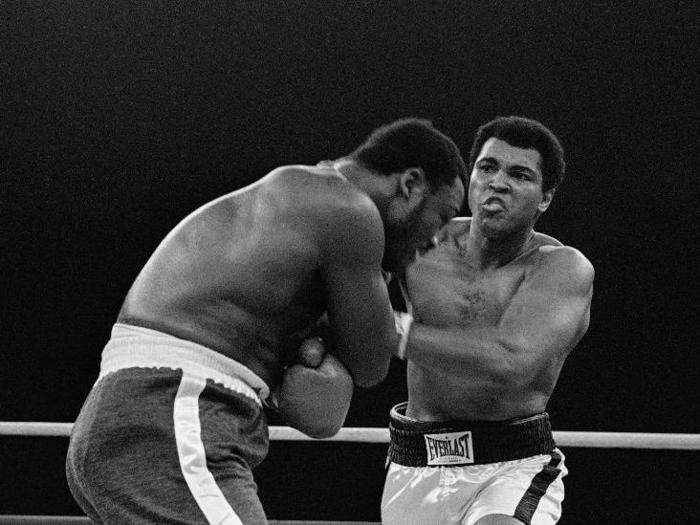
top-left (66, 118), bottom-right (466, 524)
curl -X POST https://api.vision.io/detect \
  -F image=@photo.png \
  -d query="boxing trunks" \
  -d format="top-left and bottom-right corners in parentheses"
top-left (66, 323), bottom-right (271, 524)
top-left (382, 402), bottom-right (567, 525)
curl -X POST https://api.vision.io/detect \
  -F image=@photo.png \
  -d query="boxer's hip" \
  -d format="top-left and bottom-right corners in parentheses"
top-left (69, 322), bottom-right (272, 473)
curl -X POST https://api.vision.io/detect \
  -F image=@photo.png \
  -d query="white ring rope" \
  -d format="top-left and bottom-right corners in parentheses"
top-left (1, 421), bottom-right (699, 450)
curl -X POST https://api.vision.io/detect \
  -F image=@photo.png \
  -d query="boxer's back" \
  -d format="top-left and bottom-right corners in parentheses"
top-left (118, 164), bottom-right (354, 387)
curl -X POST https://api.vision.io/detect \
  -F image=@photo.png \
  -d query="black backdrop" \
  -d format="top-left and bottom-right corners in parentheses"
top-left (2, 2), bottom-right (697, 523)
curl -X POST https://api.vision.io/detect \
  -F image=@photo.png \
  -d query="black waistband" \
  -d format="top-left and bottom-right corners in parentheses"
top-left (387, 402), bottom-right (556, 467)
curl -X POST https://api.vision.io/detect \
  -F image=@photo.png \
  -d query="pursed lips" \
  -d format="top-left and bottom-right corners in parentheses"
top-left (481, 196), bottom-right (506, 210)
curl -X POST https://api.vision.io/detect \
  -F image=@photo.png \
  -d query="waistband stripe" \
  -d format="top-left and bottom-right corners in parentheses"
top-left (98, 323), bottom-right (270, 404)
top-left (174, 371), bottom-right (244, 524)
top-left (513, 450), bottom-right (563, 522)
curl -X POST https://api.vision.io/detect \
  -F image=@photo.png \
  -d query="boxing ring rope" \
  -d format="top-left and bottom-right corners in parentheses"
top-left (1, 421), bottom-right (699, 449)
top-left (2, 421), bottom-right (698, 525)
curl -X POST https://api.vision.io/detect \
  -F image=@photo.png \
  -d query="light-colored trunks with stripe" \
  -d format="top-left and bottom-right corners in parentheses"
top-left (66, 323), bottom-right (271, 524)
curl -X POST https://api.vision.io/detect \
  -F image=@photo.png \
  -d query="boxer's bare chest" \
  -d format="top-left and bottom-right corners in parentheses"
top-left (406, 240), bottom-right (526, 328)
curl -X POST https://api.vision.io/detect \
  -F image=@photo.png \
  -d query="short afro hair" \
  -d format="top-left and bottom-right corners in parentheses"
top-left (468, 116), bottom-right (565, 192)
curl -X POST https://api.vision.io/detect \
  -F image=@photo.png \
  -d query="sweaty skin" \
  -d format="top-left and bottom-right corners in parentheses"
top-left (117, 163), bottom-right (461, 390)
top-left (405, 218), bottom-right (592, 421)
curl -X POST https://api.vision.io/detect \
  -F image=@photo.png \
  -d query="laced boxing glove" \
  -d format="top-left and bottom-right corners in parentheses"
top-left (273, 337), bottom-right (353, 439)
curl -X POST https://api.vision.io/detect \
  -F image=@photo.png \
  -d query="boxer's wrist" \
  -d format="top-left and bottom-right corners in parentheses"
top-left (393, 311), bottom-right (413, 360)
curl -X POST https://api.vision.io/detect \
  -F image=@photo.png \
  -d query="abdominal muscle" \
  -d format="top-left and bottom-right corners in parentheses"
top-left (405, 361), bottom-right (552, 422)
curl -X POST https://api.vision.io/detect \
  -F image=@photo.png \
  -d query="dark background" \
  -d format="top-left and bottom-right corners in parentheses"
top-left (2, 1), bottom-right (697, 523)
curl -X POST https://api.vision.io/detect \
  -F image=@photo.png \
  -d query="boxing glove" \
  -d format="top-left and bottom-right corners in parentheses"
top-left (273, 339), bottom-right (353, 439)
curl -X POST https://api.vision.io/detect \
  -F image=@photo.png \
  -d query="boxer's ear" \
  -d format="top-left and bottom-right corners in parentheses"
top-left (538, 187), bottom-right (555, 213)
top-left (398, 168), bottom-right (427, 199)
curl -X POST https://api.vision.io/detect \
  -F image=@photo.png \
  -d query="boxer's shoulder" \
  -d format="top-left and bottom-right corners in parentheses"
top-left (261, 165), bottom-right (383, 262)
top-left (528, 236), bottom-right (594, 286)
top-left (264, 164), bottom-right (378, 217)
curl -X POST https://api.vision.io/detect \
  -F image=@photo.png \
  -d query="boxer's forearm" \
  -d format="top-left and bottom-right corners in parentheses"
top-left (405, 322), bottom-right (522, 383)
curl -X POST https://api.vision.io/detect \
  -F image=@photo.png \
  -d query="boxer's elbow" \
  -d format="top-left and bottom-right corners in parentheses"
top-left (488, 340), bottom-right (536, 389)
top-left (333, 342), bottom-right (391, 388)
top-left (331, 323), bottom-right (396, 387)
top-left (351, 357), bottom-right (391, 388)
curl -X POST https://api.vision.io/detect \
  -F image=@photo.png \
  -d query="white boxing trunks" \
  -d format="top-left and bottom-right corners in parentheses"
top-left (381, 403), bottom-right (567, 525)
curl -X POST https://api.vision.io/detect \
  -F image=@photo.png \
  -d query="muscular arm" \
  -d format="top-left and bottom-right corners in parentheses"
top-left (405, 247), bottom-right (594, 388)
top-left (319, 195), bottom-right (399, 387)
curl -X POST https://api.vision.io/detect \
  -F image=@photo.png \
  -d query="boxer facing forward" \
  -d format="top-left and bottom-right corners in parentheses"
top-left (66, 118), bottom-right (465, 524)
top-left (382, 117), bottom-right (594, 525)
